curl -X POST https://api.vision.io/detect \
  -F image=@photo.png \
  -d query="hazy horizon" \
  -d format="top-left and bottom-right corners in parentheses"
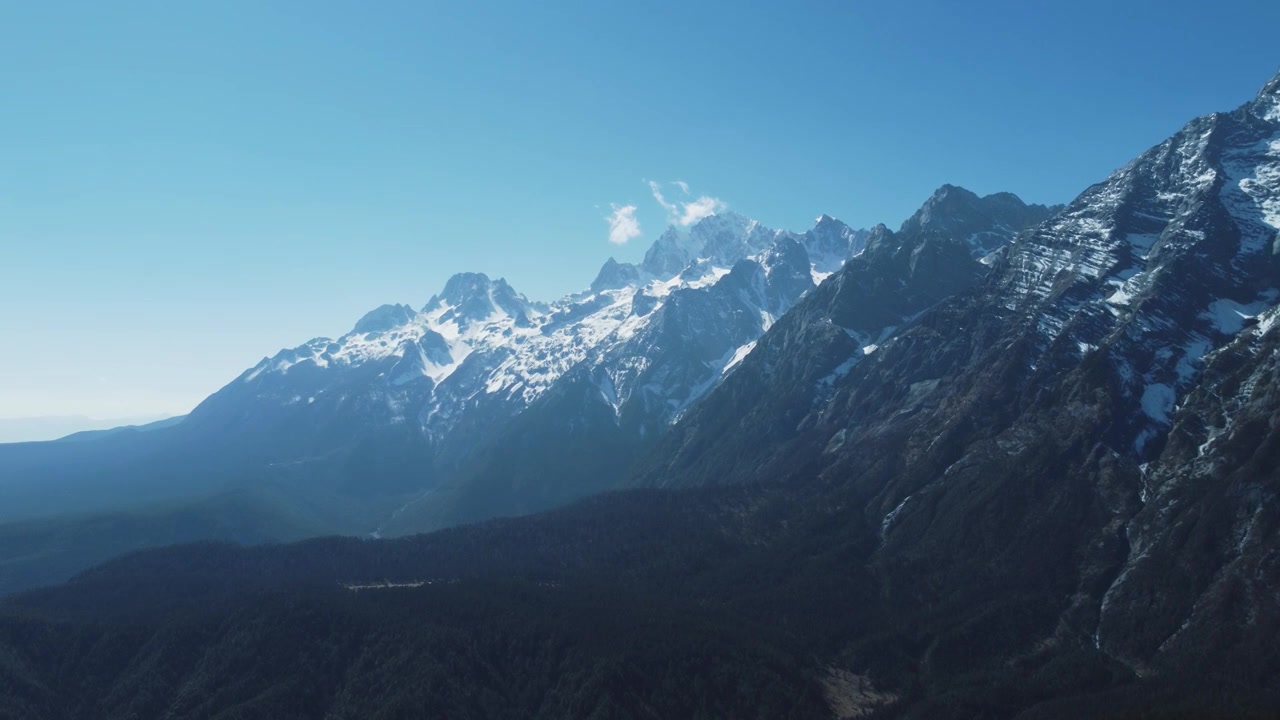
top-left (0, 414), bottom-right (176, 444)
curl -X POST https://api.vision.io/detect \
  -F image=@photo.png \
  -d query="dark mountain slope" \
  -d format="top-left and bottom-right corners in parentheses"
top-left (632, 69), bottom-right (1280, 700)
top-left (1, 479), bottom-right (1274, 719)
top-left (0, 487), bottom-right (868, 720)
top-left (0, 489), bottom-right (325, 596)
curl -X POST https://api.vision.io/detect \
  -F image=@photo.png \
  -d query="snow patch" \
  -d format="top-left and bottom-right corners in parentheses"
top-left (1256, 305), bottom-right (1280, 337)
top-left (1201, 296), bottom-right (1273, 334)
top-left (597, 374), bottom-right (621, 416)
top-left (1262, 93), bottom-right (1280, 123)
top-left (1176, 336), bottom-right (1212, 383)
top-left (1219, 136), bottom-right (1280, 258)
top-left (1141, 383), bottom-right (1175, 424)
top-left (1106, 287), bottom-right (1135, 306)
top-left (723, 341), bottom-right (757, 374)
top-left (880, 495), bottom-right (913, 541)
top-left (1125, 233), bottom-right (1159, 258)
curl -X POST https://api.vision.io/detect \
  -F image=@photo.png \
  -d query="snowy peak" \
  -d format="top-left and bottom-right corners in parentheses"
top-left (805, 214), bottom-right (871, 272)
top-left (760, 236), bottom-right (811, 276)
top-left (352, 304), bottom-right (417, 335)
top-left (713, 239), bottom-right (813, 318)
top-left (590, 258), bottom-right (646, 293)
top-left (688, 211), bottom-right (778, 266)
top-left (388, 330), bottom-right (455, 387)
top-left (429, 272), bottom-right (495, 307)
top-left (424, 273), bottom-right (537, 327)
top-left (639, 212), bottom-right (795, 279)
top-left (635, 211), bottom-right (876, 287)
top-left (758, 237), bottom-right (815, 311)
top-left (642, 227), bottom-right (702, 276)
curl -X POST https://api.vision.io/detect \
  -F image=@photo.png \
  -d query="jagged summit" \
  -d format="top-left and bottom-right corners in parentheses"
top-left (811, 213), bottom-right (855, 239)
top-left (691, 212), bottom-right (779, 266)
top-left (422, 272), bottom-right (537, 326)
top-left (589, 257), bottom-right (645, 294)
top-left (638, 212), bottom-right (789, 277)
top-left (805, 213), bottom-right (870, 272)
top-left (756, 237), bottom-right (814, 313)
top-left (427, 272), bottom-right (506, 307)
top-left (352, 303), bottom-right (416, 335)
top-left (642, 226), bottom-right (701, 276)
top-left (897, 184), bottom-right (1058, 260)
top-left (901, 184), bottom-right (1002, 234)
top-left (853, 223), bottom-right (894, 256)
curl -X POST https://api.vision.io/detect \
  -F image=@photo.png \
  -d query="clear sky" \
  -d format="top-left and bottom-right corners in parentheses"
top-left (2, 0), bottom-right (1279, 422)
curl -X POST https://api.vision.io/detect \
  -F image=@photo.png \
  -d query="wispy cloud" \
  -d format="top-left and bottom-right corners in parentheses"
top-left (648, 181), bottom-right (676, 216)
top-left (605, 203), bottom-right (642, 245)
top-left (648, 180), bottom-right (726, 226)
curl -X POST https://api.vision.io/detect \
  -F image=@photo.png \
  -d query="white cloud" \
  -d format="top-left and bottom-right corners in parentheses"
top-left (647, 181), bottom-right (727, 227)
top-left (677, 195), bottom-right (726, 225)
top-left (605, 203), bottom-right (642, 245)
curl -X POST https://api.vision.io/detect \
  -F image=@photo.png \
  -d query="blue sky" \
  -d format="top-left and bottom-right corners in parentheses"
top-left (2, 0), bottom-right (1279, 422)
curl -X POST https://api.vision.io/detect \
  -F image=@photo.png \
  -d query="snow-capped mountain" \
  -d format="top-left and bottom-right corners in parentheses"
top-left (377, 234), bottom-right (838, 532)
top-left (638, 70), bottom-right (1280, 683)
top-left (638, 184), bottom-right (1061, 489)
top-left (143, 210), bottom-right (871, 531)
top-left (175, 187), bottom-right (1053, 534)
top-left (0, 188), bottom-right (1051, 538)
top-left (808, 213), bottom-right (872, 274)
top-left (216, 212), bottom-right (847, 429)
top-left (379, 190), bottom-right (1046, 533)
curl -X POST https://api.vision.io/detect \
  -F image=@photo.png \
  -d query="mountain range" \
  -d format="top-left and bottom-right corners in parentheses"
top-left (0, 70), bottom-right (1278, 719)
top-left (0, 189), bottom-right (1036, 539)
